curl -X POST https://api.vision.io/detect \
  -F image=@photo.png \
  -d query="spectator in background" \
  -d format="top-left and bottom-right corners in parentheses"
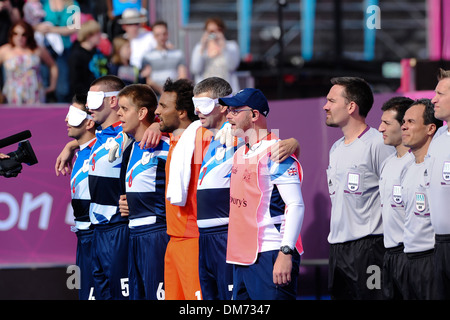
top-left (0, 0), bottom-right (22, 46)
top-left (35, 0), bottom-right (81, 103)
top-left (106, 0), bottom-right (146, 40)
top-left (190, 17), bottom-right (241, 93)
top-left (141, 21), bottom-right (187, 96)
top-left (109, 36), bottom-right (143, 85)
top-left (118, 8), bottom-right (156, 70)
top-left (69, 20), bottom-right (108, 96)
top-left (23, 0), bottom-right (46, 26)
top-left (0, 0), bottom-right (22, 103)
top-left (23, 0), bottom-right (66, 72)
top-left (0, 20), bottom-right (58, 105)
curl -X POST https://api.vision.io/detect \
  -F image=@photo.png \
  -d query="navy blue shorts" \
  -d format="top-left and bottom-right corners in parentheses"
top-left (76, 228), bottom-right (95, 300)
top-left (91, 222), bottom-right (129, 300)
top-left (198, 226), bottom-right (233, 300)
top-left (128, 225), bottom-right (169, 300)
top-left (232, 250), bottom-right (301, 300)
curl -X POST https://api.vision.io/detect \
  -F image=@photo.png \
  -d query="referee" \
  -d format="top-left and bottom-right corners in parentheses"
top-left (323, 77), bottom-right (394, 299)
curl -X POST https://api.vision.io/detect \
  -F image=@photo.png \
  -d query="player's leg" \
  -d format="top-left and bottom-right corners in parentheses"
top-left (210, 229), bottom-right (233, 300)
top-left (231, 265), bottom-right (250, 300)
top-left (106, 222), bottom-right (130, 300)
top-left (144, 228), bottom-right (169, 300)
top-left (178, 237), bottom-right (202, 300)
top-left (128, 227), bottom-right (146, 300)
top-left (75, 229), bottom-right (95, 300)
top-left (199, 233), bottom-right (219, 300)
top-left (243, 250), bottom-right (300, 300)
top-left (91, 226), bottom-right (112, 300)
top-left (164, 237), bottom-right (186, 300)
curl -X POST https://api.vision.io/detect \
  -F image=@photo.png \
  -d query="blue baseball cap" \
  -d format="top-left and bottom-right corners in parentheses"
top-left (219, 88), bottom-right (270, 117)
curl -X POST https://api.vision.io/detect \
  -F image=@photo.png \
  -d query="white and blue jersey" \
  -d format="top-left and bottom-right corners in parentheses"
top-left (71, 138), bottom-right (96, 230)
top-left (125, 136), bottom-right (170, 229)
top-left (196, 123), bottom-right (243, 230)
top-left (89, 121), bottom-right (127, 225)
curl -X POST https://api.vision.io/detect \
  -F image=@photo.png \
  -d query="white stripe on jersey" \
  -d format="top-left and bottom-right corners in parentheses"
top-left (89, 203), bottom-right (117, 224)
top-left (197, 217), bottom-right (230, 228)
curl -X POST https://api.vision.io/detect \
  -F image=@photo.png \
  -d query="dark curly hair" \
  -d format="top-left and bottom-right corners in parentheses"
top-left (163, 78), bottom-right (198, 122)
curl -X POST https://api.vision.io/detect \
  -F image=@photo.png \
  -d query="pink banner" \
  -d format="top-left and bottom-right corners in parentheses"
top-left (0, 105), bottom-right (76, 266)
top-left (427, 0), bottom-right (450, 60)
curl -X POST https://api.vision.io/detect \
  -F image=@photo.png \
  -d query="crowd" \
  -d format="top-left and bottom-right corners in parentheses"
top-left (0, 0), bottom-right (241, 105)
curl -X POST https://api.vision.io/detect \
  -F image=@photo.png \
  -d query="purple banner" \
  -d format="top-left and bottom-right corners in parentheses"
top-left (0, 91), bottom-right (436, 265)
top-left (0, 105), bottom-right (76, 266)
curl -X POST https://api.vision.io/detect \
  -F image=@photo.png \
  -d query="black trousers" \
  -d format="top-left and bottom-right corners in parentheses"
top-left (405, 249), bottom-right (439, 300)
top-left (328, 235), bottom-right (385, 300)
top-left (382, 243), bottom-right (409, 300)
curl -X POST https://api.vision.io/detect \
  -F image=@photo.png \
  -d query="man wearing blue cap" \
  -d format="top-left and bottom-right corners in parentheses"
top-left (193, 81), bottom-right (302, 300)
top-left (220, 88), bottom-right (305, 300)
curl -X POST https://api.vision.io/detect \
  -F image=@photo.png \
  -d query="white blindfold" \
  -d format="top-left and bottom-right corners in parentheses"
top-left (192, 94), bottom-right (232, 115)
top-left (87, 91), bottom-right (120, 110)
top-left (66, 105), bottom-right (93, 126)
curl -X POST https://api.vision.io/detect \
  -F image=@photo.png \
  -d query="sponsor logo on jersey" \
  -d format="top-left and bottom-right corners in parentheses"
top-left (230, 196), bottom-right (247, 208)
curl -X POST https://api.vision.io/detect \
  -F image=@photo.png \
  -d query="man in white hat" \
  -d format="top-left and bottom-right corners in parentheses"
top-left (118, 8), bottom-right (156, 70)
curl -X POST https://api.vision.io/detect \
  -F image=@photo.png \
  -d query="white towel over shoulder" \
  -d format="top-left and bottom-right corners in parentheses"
top-left (166, 120), bottom-right (202, 206)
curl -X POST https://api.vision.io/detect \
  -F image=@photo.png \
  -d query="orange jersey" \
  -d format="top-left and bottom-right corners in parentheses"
top-left (165, 126), bottom-right (212, 238)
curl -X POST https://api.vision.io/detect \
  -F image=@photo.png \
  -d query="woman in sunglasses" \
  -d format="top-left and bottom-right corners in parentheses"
top-left (0, 20), bottom-right (58, 105)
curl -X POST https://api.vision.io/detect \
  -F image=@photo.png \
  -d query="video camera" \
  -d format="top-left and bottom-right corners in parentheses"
top-left (0, 130), bottom-right (38, 178)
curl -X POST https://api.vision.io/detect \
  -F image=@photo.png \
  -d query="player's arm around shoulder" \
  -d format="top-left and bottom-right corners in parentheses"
top-left (270, 138), bottom-right (300, 163)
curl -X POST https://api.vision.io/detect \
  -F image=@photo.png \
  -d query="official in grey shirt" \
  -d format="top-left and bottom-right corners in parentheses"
top-left (400, 99), bottom-right (442, 300)
top-left (428, 68), bottom-right (450, 299)
top-left (378, 96), bottom-right (414, 300)
top-left (324, 77), bottom-right (394, 300)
